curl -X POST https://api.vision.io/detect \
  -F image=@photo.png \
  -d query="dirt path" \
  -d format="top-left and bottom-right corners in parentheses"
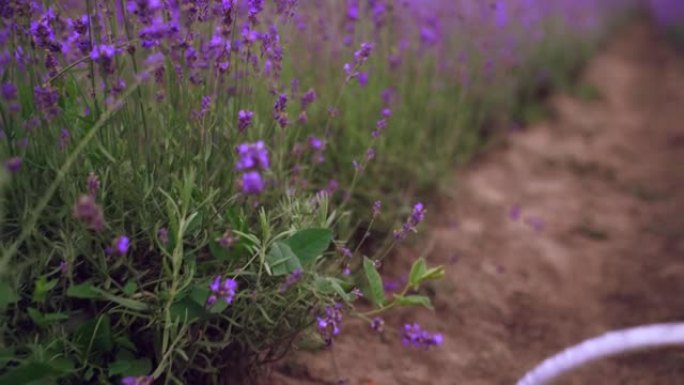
top-left (269, 23), bottom-right (684, 385)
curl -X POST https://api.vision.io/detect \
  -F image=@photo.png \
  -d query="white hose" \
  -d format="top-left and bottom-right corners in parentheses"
top-left (516, 323), bottom-right (684, 385)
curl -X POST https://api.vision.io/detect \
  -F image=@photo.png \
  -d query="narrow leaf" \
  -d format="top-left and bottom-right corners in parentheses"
top-left (394, 294), bottom-right (434, 310)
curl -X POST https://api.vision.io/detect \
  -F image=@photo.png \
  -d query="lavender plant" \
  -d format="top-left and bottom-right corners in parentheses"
top-left (0, 1), bottom-right (636, 384)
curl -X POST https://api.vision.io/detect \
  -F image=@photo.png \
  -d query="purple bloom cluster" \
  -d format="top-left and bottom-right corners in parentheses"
top-left (207, 275), bottom-right (238, 306)
top-left (113, 235), bottom-right (131, 255)
top-left (121, 375), bottom-right (153, 385)
top-left (87, 172), bottom-right (100, 196)
top-left (393, 202), bottom-right (426, 240)
top-left (72, 195), bottom-right (105, 232)
top-left (317, 303), bottom-right (343, 345)
top-left (238, 110), bottom-right (254, 132)
top-left (370, 317), bottom-right (384, 333)
top-left (4, 156), bottom-right (21, 173)
top-left (344, 42), bottom-right (374, 79)
top-left (235, 141), bottom-right (270, 195)
top-left (279, 268), bottom-right (303, 293)
top-left (401, 323), bottom-right (443, 350)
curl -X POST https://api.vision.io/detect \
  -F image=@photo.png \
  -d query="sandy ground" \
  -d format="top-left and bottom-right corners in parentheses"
top-left (267, 22), bottom-right (684, 385)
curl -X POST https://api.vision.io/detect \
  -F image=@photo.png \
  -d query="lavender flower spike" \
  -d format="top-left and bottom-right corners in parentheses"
top-left (207, 275), bottom-right (238, 306)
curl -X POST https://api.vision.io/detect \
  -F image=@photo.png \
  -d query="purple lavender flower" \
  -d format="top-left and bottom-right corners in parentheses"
top-left (87, 172), bottom-right (100, 196)
top-left (358, 71), bottom-right (369, 86)
top-left (4, 156), bottom-right (21, 173)
top-left (241, 171), bottom-right (264, 195)
top-left (33, 85), bottom-right (60, 118)
top-left (127, 0), bottom-right (161, 25)
top-left (524, 216), bottom-right (545, 232)
top-left (1, 82), bottom-right (16, 100)
top-left (90, 44), bottom-right (117, 74)
top-left (372, 201), bottom-right (382, 218)
top-left (317, 303), bottom-right (343, 345)
top-left (193, 95), bottom-right (212, 118)
top-left (279, 268), bottom-right (303, 293)
top-left (337, 245), bottom-right (353, 259)
top-left (308, 136), bottom-right (324, 151)
top-left (158, 227), bottom-right (169, 245)
top-left (217, 230), bottom-right (236, 249)
top-left (509, 205), bottom-right (521, 221)
top-left (121, 375), bottom-right (153, 385)
top-left (301, 89), bottom-right (317, 110)
top-left (235, 141), bottom-right (270, 171)
top-left (354, 42), bottom-right (373, 63)
top-left (401, 323), bottom-right (443, 349)
top-left (114, 235), bottom-right (130, 255)
top-left (371, 317), bottom-right (385, 333)
top-left (72, 195), bottom-right (105, 232)
top-left (238, 110), bottom-right (254, 132)
top-left (57, 128), bottom-right (70, 151)
top-left (393, 202), bottom-right (426, 240)
top-left (207, 275), bottom-right (238, 306)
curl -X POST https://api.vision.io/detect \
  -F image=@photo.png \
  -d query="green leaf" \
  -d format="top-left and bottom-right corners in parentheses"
top-left (283, 228), bottom-right (333, 265)
top-left (108, 360), bottom-right (131, 376)
top-left (408, 258), bottom-right (427, 288)
top-left (72, 315), bottom-right (113, 354)
top-left (127, 358), bottom-right (151, 377)
top-left (32, 277), bottom-right (58, 304)
top-left (0, 282), bottom-right (19, 310)
top-left (93, 288), bottom-right (149, 311)
top-left (66, 282), bottom-right (100, 299)
top-left (122, 280), bottom-right (138, 296)
top-left (29, 308), bottom-right (69, 327)
top-left (170, 298), bottom-right (205, 322)
top-left (422, 266), bottom-right (445, 282)
top-left (208, 239), bottom-right (230, 260)
top-left (47, 357), bottom-right (75, 373)
top-left (0, 361), bottom-right (60, 385)
top-left (114, 336), bottom-right (137, 352)
top-left (394, 294), bottom-right (434, 310)
top-left (0, 347), bottom-right (15, 366)
top-left (362, 257), bottom-right (384, 306)
top-left (314, 277), bottom-right (351, 301)
top-left (266, 242), bottom-right (301, 276)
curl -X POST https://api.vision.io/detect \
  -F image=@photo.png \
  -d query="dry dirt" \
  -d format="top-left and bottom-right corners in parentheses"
top-left (268, 23), bottom-right (684, 385)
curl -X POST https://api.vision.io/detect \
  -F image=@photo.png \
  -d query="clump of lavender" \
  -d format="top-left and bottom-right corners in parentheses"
top-left (207, 276), bottom-right (238, 306)
top-left (393, 202), bottom-right (426, 240)
top-left (401, 323), bottom-right (443, 350)
top-left (317, 303), bottom-right (343, 345)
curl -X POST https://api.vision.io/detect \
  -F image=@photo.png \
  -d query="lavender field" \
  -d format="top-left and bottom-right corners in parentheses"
top-left (1, 1), bottom-right (683, 385)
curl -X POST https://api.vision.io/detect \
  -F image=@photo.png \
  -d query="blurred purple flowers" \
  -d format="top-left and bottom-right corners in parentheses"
top-left (401, 323), bottom-right (443, 349)
top-left (236, 141), bottom-right (270, 195)
top-left (393, 202), bottom-right (426, 240)
top-left (317, 303), bottom-right (343, 345)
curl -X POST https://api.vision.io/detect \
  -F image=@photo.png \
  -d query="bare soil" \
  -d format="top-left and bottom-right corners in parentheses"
top-left (268, 22), bottom-right (684, 385)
